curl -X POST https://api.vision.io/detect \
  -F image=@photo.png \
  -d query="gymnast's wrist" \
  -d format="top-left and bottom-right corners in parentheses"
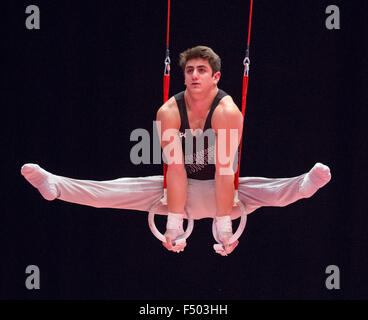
top-left (214, 215), bottom-right (232, 233)
top-left (167, 212), bottom-right (184, 230)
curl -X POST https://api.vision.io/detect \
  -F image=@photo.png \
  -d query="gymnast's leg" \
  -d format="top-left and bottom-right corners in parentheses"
top-left (238, 162), bottom-right (331, 213)
top-left (21, 163), bottom-right (163, 212)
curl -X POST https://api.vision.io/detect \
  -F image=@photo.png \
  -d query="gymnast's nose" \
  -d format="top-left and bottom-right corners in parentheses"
top-left (192, 69), bottom-right (199, 79)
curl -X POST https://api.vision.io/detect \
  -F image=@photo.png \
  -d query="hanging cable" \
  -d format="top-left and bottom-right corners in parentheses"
top-left (234, 0), bottom-right (253, 193)
top-left (163, 0), bottom-right (171, 190)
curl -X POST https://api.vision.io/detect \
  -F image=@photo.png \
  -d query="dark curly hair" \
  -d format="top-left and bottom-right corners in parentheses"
top-left (179, 46), bottom-right (221, 75)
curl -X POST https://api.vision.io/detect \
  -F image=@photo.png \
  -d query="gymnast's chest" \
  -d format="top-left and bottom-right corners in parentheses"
top-left (186, 109), bottom-right (210, 133)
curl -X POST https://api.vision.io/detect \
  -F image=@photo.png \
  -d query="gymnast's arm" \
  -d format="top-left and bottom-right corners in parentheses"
top-left (156, 97), bottom-right (188, 215)
top-left (211, 96), bottom-right (243, 217)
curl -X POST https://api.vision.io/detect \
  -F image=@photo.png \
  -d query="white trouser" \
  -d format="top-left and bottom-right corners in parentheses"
top-left (48, 171), bottom-right (312, 220)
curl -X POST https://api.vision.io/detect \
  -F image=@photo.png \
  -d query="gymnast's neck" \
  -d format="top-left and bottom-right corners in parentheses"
top-left (184, 86), bottom-right (219, 116)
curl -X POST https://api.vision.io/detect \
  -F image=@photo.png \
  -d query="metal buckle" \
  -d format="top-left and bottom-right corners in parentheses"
top-left (164, 56), bottom-right (171, 75)
top-left (243, 57), bottom-right (250, 76)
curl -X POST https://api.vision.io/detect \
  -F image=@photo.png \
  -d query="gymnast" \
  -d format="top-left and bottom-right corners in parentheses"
top-left (21, 46), bottom-right (331, 256)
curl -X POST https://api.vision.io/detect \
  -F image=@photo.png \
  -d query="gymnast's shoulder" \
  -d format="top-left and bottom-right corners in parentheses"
top-left (212, 95), bottom-right (243, 129)
top-left (156, 96), bottom-right (180, 126)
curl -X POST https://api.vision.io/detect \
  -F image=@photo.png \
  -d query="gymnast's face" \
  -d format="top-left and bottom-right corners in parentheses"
top-left (184, 58), bottom-right (221, 93)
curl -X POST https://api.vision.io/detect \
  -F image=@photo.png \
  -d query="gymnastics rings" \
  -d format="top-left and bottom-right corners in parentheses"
top-left (148, 192), bottom-right (194, 247)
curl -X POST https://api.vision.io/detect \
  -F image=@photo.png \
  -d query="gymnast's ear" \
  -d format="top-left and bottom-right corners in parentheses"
top-left (213, 71), bottom-right (221, 84)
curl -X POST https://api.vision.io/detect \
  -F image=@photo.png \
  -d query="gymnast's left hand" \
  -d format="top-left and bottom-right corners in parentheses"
top-left (162, 229), bottom-right (186, 253)
top-left (219, 231), bottom-right (239, 255)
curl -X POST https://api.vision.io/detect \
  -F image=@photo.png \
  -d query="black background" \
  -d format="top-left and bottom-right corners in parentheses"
top-left (2, 0), bottom-right (368, 300)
